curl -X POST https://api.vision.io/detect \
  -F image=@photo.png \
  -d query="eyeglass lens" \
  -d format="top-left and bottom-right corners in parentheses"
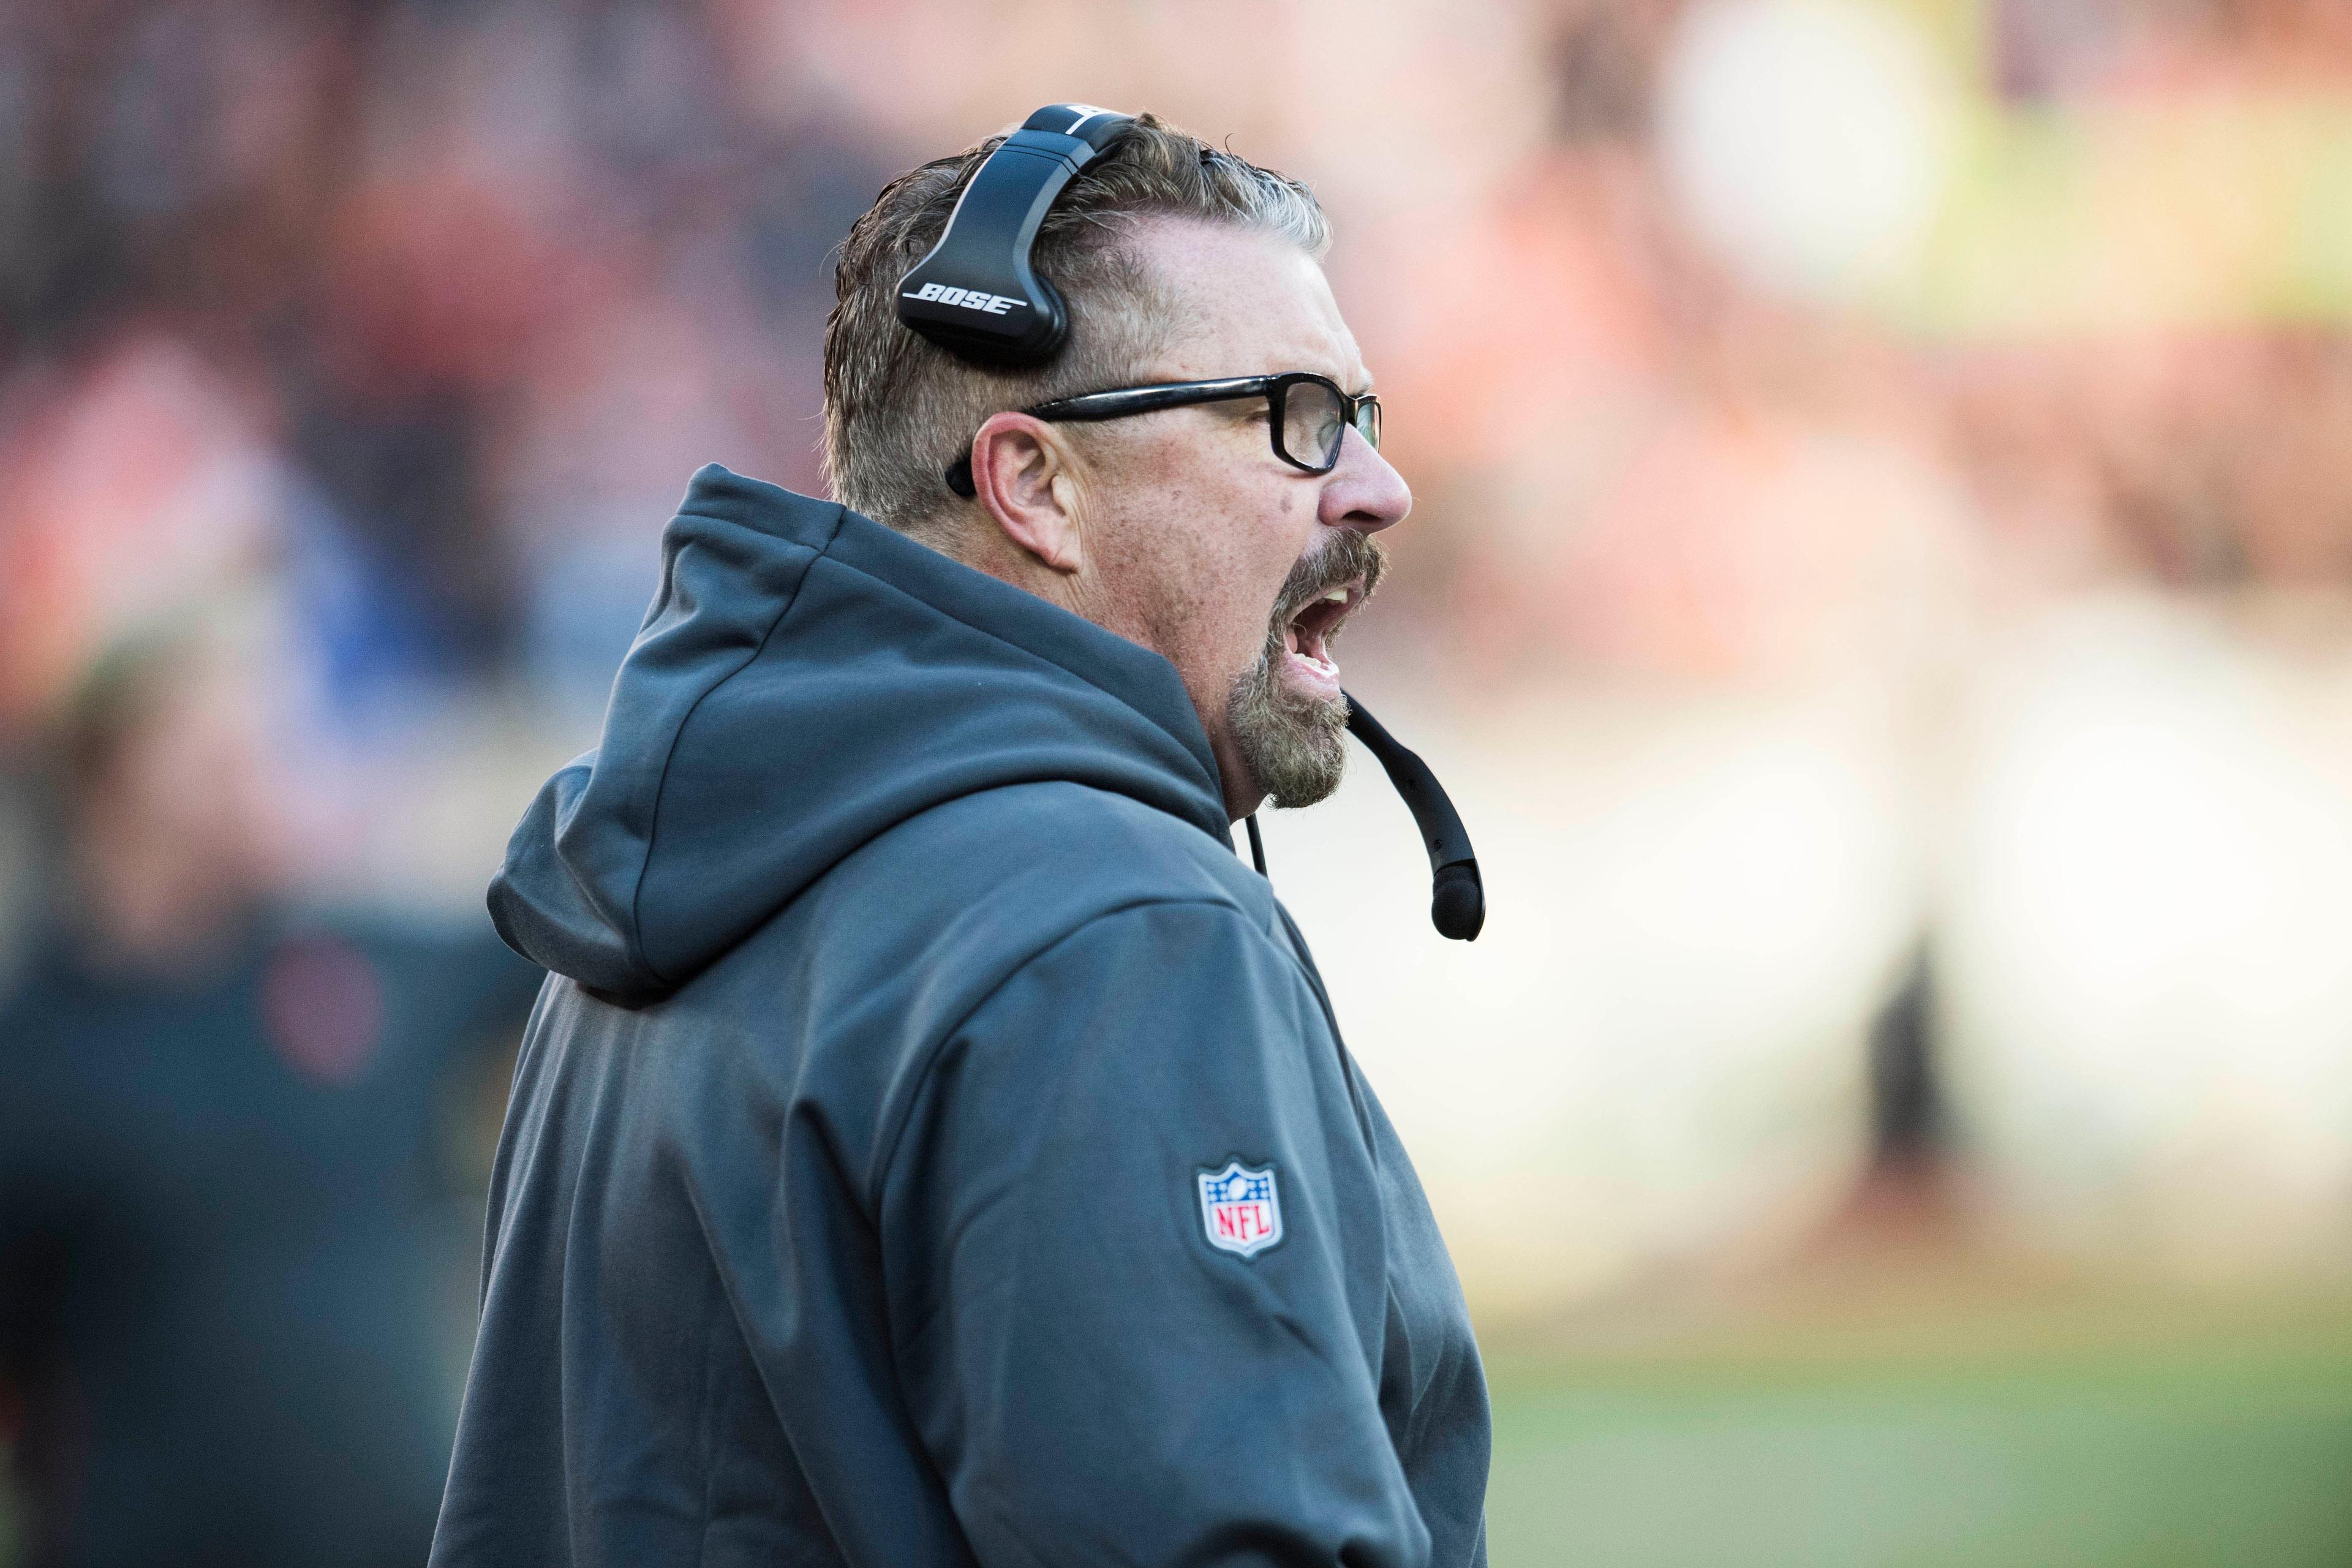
top-left (1278, 380), bottom-right (1379, 472)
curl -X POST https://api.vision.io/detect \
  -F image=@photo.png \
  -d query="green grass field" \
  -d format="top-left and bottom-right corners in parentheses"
top-left (1482, 1263), bottom-right (2352, 1567)
top-left (5, 1251), bottom-right (2345, 1567)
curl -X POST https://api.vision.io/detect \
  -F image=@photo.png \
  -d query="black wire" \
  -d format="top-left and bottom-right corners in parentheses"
top-left (1244, 813), bottom-right (1267, 876)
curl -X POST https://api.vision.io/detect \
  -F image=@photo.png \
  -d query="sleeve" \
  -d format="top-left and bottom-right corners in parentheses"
top-left (878, 899), bottom-right (1430, 1568)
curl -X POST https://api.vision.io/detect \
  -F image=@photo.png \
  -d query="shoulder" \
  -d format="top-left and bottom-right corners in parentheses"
top-left (761, 783), bottom-right (1315, 1079)
top-left (871, 884), bottom-right (1363, 1237)
top-left (821, 779), bottom-right (1280, 956)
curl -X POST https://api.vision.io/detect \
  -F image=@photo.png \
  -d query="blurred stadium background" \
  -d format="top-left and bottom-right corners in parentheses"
top-left (4, 0), bottom-right (2352, 1562)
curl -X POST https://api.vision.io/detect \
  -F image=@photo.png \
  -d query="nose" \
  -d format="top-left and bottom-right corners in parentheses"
top-left (1319, 424), bottom-right (1411, 534)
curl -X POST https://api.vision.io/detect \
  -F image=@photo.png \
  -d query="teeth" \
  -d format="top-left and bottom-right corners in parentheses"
top-left (1324, 589), bottom-right (1349, 603)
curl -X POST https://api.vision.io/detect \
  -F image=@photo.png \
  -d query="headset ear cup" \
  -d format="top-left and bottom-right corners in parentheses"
top-left (894, 109), bottom-right (1132, 366)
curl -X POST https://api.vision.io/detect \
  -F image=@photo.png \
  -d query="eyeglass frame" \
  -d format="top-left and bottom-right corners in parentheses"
top-left (944, 371), bottom-right (1381, 497)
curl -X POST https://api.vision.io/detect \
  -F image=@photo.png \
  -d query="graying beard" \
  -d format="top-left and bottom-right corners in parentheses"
top-left (1227, 629), bottom-right (1349, 810)
top-left (1225, 532), bottom-right (1386, 810)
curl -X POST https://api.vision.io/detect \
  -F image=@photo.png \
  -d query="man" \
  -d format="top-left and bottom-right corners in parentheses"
top-left (433, 113), bottom-right (1490, 1566)
top-left (0, 623), bottom-right (542, 1567)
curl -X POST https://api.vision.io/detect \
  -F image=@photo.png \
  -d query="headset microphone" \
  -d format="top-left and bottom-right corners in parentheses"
top-left (1343, 696), bottom-right (1485, 941)
top-left (899, 103), bottom-right (1488, 941)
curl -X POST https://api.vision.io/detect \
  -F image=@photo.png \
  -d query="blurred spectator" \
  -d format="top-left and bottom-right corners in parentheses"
top-left (0, 621), bottom-right (540, 1567)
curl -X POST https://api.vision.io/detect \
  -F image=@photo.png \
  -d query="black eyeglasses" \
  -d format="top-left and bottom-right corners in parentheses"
top-left (944, 372), bottom-right (1381, 496)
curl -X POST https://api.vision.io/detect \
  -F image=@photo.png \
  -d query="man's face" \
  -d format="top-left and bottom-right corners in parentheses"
top-left (1068, 218), bottom-right (1411, 818)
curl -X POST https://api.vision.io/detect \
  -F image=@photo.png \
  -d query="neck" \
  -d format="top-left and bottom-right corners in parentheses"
top-left (948, 521), bottom-right (1264, 822)
top-left (1213, 743), bottom-right (1264, 825)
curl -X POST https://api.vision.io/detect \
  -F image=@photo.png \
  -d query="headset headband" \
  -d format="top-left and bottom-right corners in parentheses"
top-left (895, 104), bottom-right (1137, 366)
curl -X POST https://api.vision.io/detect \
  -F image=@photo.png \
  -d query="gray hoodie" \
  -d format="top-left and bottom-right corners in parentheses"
top-left (431, 465), bottom-right (1490, 1567)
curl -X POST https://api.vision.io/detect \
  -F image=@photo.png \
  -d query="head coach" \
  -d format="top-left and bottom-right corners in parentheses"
top-left (431, 106), bottom-right (1491, 1567)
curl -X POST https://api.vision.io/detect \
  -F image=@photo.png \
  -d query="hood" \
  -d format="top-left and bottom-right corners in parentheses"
top-left (490, 465), bottom-right (1231, 1004)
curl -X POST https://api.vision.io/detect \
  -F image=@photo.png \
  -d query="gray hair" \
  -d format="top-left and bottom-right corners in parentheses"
top-left (822, 113), bottom-right (1329, 549)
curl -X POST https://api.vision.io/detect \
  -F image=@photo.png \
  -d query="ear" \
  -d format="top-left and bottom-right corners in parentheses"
top-left (969, 412), bottom-right (1087, 576)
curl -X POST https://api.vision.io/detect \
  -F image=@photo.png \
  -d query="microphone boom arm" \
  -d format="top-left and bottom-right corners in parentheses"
top-left (1344, 692), bottom-right (1485, 941)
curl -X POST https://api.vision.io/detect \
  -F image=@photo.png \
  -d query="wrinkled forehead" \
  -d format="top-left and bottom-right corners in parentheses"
top-left (1125, 216), bottom-right (1370, 389)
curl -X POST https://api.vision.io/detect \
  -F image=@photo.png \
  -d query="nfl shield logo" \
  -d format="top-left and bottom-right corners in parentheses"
top-left (1197, 1159), bottom-right (1283, 1259)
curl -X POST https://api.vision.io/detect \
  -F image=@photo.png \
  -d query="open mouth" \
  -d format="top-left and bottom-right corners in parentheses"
top-left (1280, 577), bottom-right (1365, 693)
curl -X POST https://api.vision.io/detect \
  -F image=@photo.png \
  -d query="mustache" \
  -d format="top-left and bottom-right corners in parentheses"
top-left (1270, 530), bottom-right (1387, 629)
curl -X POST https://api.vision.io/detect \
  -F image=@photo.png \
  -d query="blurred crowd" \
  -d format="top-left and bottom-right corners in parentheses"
top-left (0, 0), bottom-right (900, 744)
top-left (8, 0), bottom-right (2352, 1561)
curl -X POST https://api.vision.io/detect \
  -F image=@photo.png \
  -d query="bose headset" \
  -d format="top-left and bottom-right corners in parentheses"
top-left (897, 104), bottom-right (1485, 942)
